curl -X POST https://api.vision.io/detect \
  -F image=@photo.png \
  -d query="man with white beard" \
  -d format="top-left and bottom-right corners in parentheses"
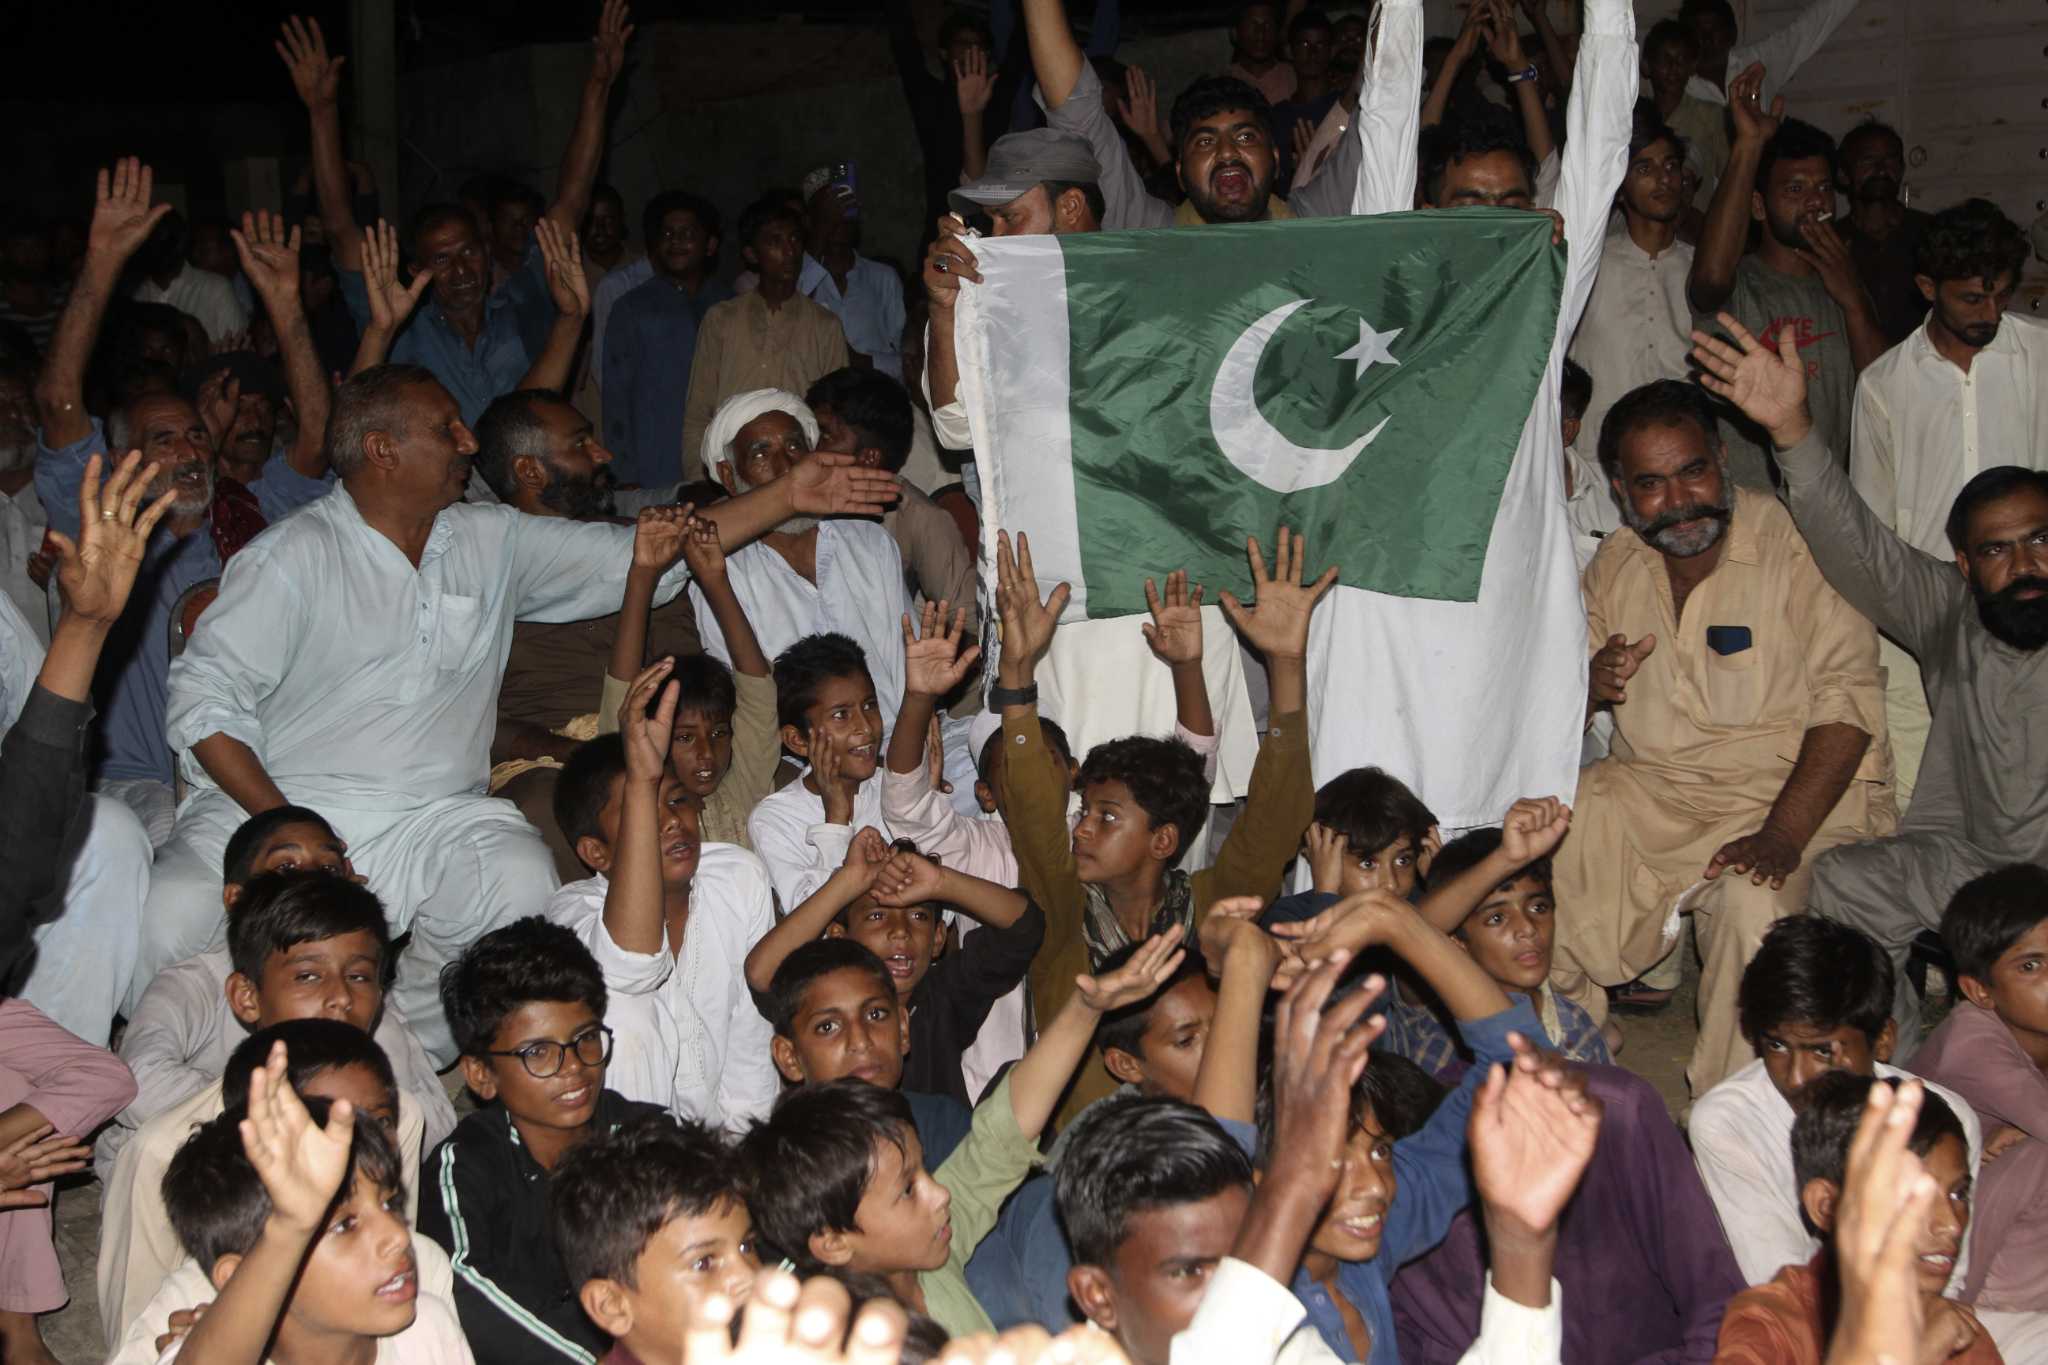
top-left (0, 359), bottom-right (47, 644)
top-left (31, 160), bottom-right (333, 846)
top-left (692, 388), bottom-right (913, 741)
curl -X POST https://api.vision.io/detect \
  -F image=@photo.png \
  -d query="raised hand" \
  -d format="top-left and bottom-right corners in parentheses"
top-left (1269, 888), bottom-right (1413, 960)
top-left (194, 367), bottom-right (242, 453)
top-left (633, 503), bottom-right (693, 573)
top-left (1480, 0), bottom-right (1529, 67)
top-left (620, 657), bottom-right (679, 782)
top-left (230, 210), bottom-right (303, 310)
top-left (1116, 67), bottom-right (1163, 145)
top-left (809, 729), bottom-right (858, 826)
top-left (994, 530), bottom-right (1071, 684)
top-left (1691, 312), bottom-right (1812, 446)
top-left (1266, 955), bottom-right (1386, 1205)
top-left (1075, 931), bottom-right (1187, 1012)
top-left (359, 219), bottom-right (431, 331)
top-left (834, 826), bottom-right (893, 897)
top-left (681, 1267), bottom-right (911, 1365)
top-left (1588, 632), bottom-right (1656, 708)
top-left (240, 1041), bottom-right (355, 1234)
top-left (277, 15), bottom-right (346, 111)
top-left (1499, 797), bottom-right (1571, 865)
top-left (1704, 825), bottom-right (1803, 889)
top-left (87, 158), bottom-right (172, 266)
top-left (1469, 1032), bottom-right (1602, 1240)
top-left (1305, 822), bottom-right (1348, 895)
top-left (923, 214), bottom-right (982, 314)
top-left (1218, 527), bottom-right (1337, 660)
top-left (0, 1125), bottom-right (91, 1209)
top-left (902, 599), bottom-right (982, 699)
top-left (535, 218), bottom-right (590, 318)
top-left (1141, 569), bottom-right (1206, 667)
top-left (589, 0), bottom-right (634, 87)
top-left (1292, 117), bottom-right (1317, 168)
top-left (871, 847), bottom-right (946, 908)
top-left (1725, 63), bottom-right (1784, 147)
top-left (673, 511), bottom-right (727, 579)
top-left (50, 451), bottom-right (175, 625)
top-left (954, 45), bottom-right (997, 116)
top-left (1828, 1081), bottom-right (1936, 1365)
top-left (785, 451), bottom-right (899, 517)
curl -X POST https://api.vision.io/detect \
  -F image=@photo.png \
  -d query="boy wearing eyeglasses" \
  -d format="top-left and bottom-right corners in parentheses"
top-left (419, 915), bottom-right (665, 1364)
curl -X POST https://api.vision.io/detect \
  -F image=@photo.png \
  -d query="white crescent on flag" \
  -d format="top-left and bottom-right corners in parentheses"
top-left (1206, 298), bottom-right (1393, 495)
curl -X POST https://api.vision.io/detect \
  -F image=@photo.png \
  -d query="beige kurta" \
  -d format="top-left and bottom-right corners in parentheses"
top-left (1552, 488), bottom-right (1897, 1093)
top-left (680, 290), bottom-right (850, 480)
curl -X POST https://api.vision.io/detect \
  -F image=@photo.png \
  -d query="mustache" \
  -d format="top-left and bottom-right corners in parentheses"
top-left (1988, 575), bottom-right (2048, 605)
top-left (1642, 501), bottom-right (1731, 538)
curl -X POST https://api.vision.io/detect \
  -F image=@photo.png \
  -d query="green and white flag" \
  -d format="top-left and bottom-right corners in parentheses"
top-left (957, 211), bottom-right (1586, 825)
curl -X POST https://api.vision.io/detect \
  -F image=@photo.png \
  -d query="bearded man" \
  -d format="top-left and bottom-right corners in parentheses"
top-left (1547, 378), bottom-right (1896, 1097)
top-left (694, 388), bottom-right (912, 731)
top-left (470, 387), bottom-right (705, 877)
top-left (1693, 311), bottom-right (2048, 1057)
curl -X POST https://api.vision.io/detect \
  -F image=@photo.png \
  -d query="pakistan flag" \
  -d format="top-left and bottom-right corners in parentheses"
top-left (954, 212), bottom-right (1566, 619)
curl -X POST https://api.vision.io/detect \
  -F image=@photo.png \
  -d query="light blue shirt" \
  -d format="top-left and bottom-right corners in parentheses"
top-left (799, 253), bottom-right (905, 383)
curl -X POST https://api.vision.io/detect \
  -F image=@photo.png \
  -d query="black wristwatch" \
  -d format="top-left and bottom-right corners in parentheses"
top-left (987, 682), bottom-right (1039, 709)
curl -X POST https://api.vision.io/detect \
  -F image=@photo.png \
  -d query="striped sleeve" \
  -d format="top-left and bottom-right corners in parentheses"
top-left (419, 1140), bottom-right (597, 1364)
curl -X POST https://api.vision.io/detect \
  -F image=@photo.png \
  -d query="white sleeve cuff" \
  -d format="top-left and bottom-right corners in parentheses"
top-left (1170, 1258), bottom-right (1316, 1365)
top-left (1456, 1275), bottom-right (1564, 1365)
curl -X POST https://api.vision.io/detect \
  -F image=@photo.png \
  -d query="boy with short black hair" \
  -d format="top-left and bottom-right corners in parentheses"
top-left (1372, 799), bottom-right (1611, 1076)
top-left (1199, 883), bottom-right (1535, 1361)
top-left (97, 872), bottom-right (452, 1349)
top-left (154, 1045), bottom-right (472, 1364)
top-left (108, 813), bottom-right (449, 1180)
top-left (762, 937), bottom-right (972, 1169)
top-left (748, 632), bottom-right (895, 911)
top-left (596, 515), bottom-right (780, 851)
top-left (1691, 915), bottom-right (1982, 1287)
top-left (741, 933), bottom-right (1181, 1338)
top-left (1053, 1093), bottom-right (1256, 1365)
top-left (420, 916), bottom-right (666, 1364)
top-left (745, 832), bottom-right (1044, 1106)
top-left (1716, 1073), bottom-right (1997, 1363)
top-left (106, 1018), bottom-right (446, 1363)
top-left (993, 529), bottom-right (1327, 1130)
top-left (1912, 864), bottom-right (2048, 1311)
top-left (1303, 767), bottom-right (1440, 901)
top-left (1093, 950), bottom-right (1218, 1104)
top-left (549, 660), bottom-right (780, 1125)
top-left (550, 1113), bottom-right (760, 1364)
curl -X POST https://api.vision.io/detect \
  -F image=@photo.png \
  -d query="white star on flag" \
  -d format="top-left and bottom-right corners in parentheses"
top-left (1334, 318), bottom-right (1402, 381)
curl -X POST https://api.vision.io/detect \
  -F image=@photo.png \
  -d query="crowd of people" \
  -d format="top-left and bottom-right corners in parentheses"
top-left (0, 0), bottom-right (2046, 1361)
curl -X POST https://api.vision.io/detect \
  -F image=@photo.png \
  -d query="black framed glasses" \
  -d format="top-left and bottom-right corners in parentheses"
top-left (484, 1025), bottom-right (614, 1079)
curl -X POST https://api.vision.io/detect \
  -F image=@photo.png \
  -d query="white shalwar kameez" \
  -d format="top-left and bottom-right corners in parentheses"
top-left (155, 485), bottom-right (692, 1064)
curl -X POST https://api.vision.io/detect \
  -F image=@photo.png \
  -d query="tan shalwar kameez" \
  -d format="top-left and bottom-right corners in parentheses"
top-left (1551, 487), bottom-right (1897, 1095)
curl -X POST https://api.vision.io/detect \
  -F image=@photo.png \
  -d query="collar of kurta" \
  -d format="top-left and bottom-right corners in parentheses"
top-left (1174, 196), bottom-right (1295, 227)
top-left (1911, 314), bottom-right (2020, 368)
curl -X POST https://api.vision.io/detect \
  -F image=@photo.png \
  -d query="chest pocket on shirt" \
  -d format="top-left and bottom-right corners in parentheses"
top-left (1701, 628), bottom-right (1765, 728)
top-left (435, 594), bottom-right (489, 672)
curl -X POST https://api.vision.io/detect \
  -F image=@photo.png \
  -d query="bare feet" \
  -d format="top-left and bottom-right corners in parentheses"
top-left (0, 1309), bottom-right (61, 1365)
top-left (1602, 1020), bottom-right (1626, 1058)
